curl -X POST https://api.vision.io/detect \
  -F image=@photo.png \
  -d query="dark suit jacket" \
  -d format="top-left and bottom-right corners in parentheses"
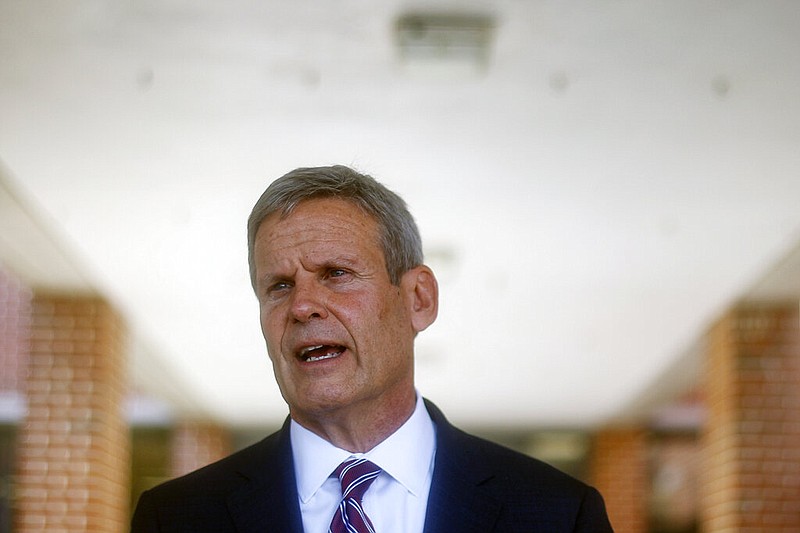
top-left (132, 400), bottom-right (614, 532)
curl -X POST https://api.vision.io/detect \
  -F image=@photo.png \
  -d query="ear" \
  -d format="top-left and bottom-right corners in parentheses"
top-left (401, 265), bottom-right (439, 333)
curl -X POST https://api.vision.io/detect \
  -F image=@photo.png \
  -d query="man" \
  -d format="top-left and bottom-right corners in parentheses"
top-left (131, 165), bottom-right (613, 532)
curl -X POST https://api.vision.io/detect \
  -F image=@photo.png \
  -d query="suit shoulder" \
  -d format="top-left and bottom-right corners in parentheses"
top-left (426, 399), bottom-right (592, 495)
top-left (429, 419), bottom-right (614, 531)
top-left (132, 426), bottom-right (300, 532)
top-left (458, 429), bottom-right (587, 489)
top-left (142, 428), bottom-right (282, 498)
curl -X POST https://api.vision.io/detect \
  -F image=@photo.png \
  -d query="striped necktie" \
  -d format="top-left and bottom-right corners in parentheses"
top-left (328, 458), bottom-right (382, 533)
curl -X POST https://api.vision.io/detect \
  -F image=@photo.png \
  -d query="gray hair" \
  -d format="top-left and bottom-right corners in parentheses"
top-left (247, 165), bottom-right (423, 289)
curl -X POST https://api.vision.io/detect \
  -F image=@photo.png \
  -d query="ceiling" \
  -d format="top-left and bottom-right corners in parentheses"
top-left (1, 0), bottom-right (799, 430)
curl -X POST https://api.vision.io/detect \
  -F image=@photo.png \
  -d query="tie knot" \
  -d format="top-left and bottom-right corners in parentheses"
top-left (335, 458), bottom-right (381, 501)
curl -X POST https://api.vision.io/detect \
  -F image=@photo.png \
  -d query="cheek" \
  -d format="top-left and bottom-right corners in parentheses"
top-left (259, 307), bottom-right (281, 352)
top-left (259, 307), bottom-right (270, 338)
top-left (362, 297), bottom-right (411, 351)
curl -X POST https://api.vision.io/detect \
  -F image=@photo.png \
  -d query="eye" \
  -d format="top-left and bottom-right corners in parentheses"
top-left (328, 269), bottom-right (347, 278)
top-left (265, 280), bottom-right (292, 297)
top-left (325, 268), bottom-right (354, 284)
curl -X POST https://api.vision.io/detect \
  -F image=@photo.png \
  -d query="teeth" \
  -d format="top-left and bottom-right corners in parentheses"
top-left (306, 352), bottom-right (340, 362)
top-left (298, 345), bottom-right (343, 362)
top-left (300, 345), bottom-right (324, 358)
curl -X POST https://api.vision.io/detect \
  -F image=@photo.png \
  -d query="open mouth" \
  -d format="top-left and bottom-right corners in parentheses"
top-left (298, 345), bottom-right (345, 363)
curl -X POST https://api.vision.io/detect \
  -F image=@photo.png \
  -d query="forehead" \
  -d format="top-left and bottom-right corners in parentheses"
top-left (255, 197), bottom-right (383, 259)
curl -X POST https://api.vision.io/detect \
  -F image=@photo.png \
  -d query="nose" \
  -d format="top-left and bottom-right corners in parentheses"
top-left (288, 280), bottom-right (328, 322)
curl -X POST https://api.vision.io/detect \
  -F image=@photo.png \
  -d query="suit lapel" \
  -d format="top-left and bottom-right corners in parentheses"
top-left (422, 401), bottom-right (503, 533)
top-left (227, 418), bottom-right (305, 533)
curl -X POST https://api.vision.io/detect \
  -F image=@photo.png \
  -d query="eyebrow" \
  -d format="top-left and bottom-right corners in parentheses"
top-left (259, 254), bottom-right (363, 283)
top-left (319, 255), bottom-right (362, 270)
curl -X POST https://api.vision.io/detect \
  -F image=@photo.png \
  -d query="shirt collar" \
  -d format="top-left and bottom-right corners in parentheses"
top-left (290, 394), bottom-right (436, 504)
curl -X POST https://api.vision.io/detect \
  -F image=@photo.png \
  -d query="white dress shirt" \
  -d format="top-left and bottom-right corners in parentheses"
top-left (290, 394), bottom-right (437, 533)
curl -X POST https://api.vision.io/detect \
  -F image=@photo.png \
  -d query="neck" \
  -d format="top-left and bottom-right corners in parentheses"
top-left (292, 388), bottom-right (417, 453)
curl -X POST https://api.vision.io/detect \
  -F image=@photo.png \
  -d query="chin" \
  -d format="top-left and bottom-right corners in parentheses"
top-left (295, 388), bottom-right (354, 414)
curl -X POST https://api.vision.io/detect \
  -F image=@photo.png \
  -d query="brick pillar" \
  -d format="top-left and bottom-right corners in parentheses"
top-left (700, 304), bottom-right (800, 532)
top-left (589, 428), bottom-right (648, 533)
top-left (15, 294), bottom-right (129, 533)
top-left (170, 421), bottom-right (231, 478)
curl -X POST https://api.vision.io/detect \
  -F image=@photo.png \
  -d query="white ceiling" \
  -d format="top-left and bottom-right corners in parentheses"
top-left (2, 0), bottom-right (799, 430)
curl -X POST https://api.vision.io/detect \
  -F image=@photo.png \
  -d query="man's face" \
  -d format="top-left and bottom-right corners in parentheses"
top-left (253, 197), bottom-right (419, 423)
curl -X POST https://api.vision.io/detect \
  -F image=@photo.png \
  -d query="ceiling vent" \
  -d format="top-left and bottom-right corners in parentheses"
top-left (394, 12), bottom-right (495, 77)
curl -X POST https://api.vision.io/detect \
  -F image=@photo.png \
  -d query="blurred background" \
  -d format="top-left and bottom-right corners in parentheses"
top-left (1, 1), bottom-right (799, 531)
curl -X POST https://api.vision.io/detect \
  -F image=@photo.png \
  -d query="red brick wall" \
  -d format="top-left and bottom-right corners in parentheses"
top-left (701, 304), bottom-right (800, 532)
top-left (589, 428), bottom-right (648, 533)
top-left (15, 294), bottom-right (130, 533)
top-left (170, 421), bottom-right (231, 478)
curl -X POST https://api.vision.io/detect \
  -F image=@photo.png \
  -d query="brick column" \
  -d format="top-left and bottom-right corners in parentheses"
top-left (170, 421), bottom-right (231, 478)
top-left (700, 304), bottom-right (800, 532)
top-left (15, 294), bottom-right (129, 533)
top-left (589, 427), bottom-right (648, 533)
